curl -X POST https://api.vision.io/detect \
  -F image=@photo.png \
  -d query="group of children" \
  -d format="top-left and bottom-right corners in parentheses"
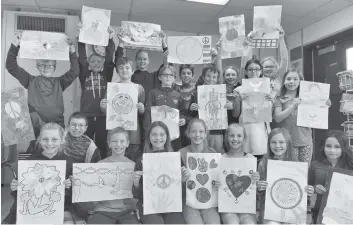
top-left (3, 18), bottom-right (353, 225)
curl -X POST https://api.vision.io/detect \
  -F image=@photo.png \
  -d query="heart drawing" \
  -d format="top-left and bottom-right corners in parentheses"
top-left (196, 174), bottom-right (209, 186)
top-left (210, 159), bottom-right (218, 169)
top-left (225, 174), bottom-right (251, 199)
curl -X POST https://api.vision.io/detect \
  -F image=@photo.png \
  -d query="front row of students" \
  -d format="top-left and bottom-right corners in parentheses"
top-left (3, 116), bottom-right (353, 224)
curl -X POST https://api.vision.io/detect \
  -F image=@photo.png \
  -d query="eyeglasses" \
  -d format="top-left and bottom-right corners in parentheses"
top-left (247, 68), bottom-right (262, 72)
top-left (70, 123), bottom-right (87, 128)
top-left (264, 66), bottom-right (276, 69)
top-left (37, 64), bottom-right (55, 69)
top-left (160, 74), bottom-right (175, 78)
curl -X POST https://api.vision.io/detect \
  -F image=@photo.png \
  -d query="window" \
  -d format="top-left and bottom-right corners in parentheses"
top-left (347, 47), bottom-right (353, 71)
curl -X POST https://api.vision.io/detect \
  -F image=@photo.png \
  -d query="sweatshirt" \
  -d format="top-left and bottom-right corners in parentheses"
top-left (78, 39), bottom-right (115, 117)
top-left (64, 133), bottom-right (101, 163)
top-left (6, 44), bottom-right (79, 134)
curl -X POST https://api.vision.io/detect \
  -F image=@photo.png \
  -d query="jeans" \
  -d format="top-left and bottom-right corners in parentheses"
top-left (221, 213), bottom-right (257, 224)
top-left (182, 206), bottom-right (220, 224)
top-left (138, 204), bottom-right (185, 224)
top-left (87, 210), bottom-right (139, 224)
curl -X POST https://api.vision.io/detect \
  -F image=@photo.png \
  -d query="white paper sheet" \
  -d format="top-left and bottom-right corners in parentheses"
top-left (198, 84), bottom-right (228, 130)
top-left (167, 36), bottom-right (212, 64)
top-left (79, 5), bottom-right (111, 46)
top-left (143, 152), bottom-right (182, 215)
top-left (265, 160), bottom-right (308, 224)
top-left (106, 83), bottom-right (138, 130)
top-left (151, 106), bottom-right (180, 140)
top-left (186, 153), bottom-right (221, 209)
top-left (20, 31), bottom-right (69, 60)
top-left (16, 160), bottom-right (66, 224)
top-left (72, 163), bottom-right (135, 203)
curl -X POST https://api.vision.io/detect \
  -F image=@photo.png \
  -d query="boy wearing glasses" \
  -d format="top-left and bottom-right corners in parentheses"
top-left (5, 33), bottom-right (79, 152)
top-left (64, 112), bottom-right (101, 163)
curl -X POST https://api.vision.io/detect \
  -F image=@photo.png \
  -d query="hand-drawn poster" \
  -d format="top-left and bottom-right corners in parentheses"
top-left (1, 87), bottom-right (35, 146)
top-left (219, 15), bottom-right (246, 59)
top-left (167, 36), bottom-right (212, 64)
top-left (120, 21), bottom-right (163, 51)
top-left (186, 153), bottom-right (221, 209)
top-left (151, 106), bottom-right (180, 141)
top-left (79, 5), bottom-right (111, 46)
top-left (198, 84), bottom-right (228, 130)
top-left (252, 5), bottom-right (282, 48)
top-left (143, 152), bottom-right (182, 215)
top-left (218, 158), bottom-right (257, 213)
top-left (72, 162), bottom-right (135, 203)
top-left (16, 160), bottom-right (66, 225)
top-left (241, 78), bottom-right (272, 122)
top-left (265, 160), bottom-right (308, 224)
top-left (20, 31), bottom-right (69, 60)
top-left (297, 81), bottom-right (330, 129)
top-left (106, 83), bottom-right (138, 130)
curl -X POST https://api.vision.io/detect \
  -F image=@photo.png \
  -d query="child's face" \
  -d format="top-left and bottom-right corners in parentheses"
top-left (68, 118), bottom-right (87, 138)
top-left (159, 68), bottom-right (175, 87)
top-left (204, 70), bottom-right (218, 85)
top-left (284, 72), bottom-right (300, 91)
top-left (117, 63), bottom-right (133, 81)
top-left (188, 122), bottom-right (206, 145)
top-left (109, 133), bottom-right (129, 156)
top-left (136, 51), bottom-right (149, 70)
top-left (224, 68), bottom-right (238, 85)
top-left (324, 137), bottom-right (342, 160)
top-left (270, 133), bottom-right (287, 157)
top-left (37, 60), bottom-right (56, 77)
top-left (89, 55), bottom-right (105, 72)
top-left (150, 126), bottom-right (167, 151)
top-left (180, 68), bottom-right (193, 84)
top-left (227, 127), bottom-right (245, 150)
top-left (246, 63), bottom-right (262, 79)
top-left (39, 129), bottom-right (62, 155)
top-left (262, 60), bottom-right (278, 78)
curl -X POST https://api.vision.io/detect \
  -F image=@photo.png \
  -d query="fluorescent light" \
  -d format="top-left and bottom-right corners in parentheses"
top-left (186, 0), bottom-right (230, 5)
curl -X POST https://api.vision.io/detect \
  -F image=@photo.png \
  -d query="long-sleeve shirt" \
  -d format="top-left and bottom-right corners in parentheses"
top-left (78, 39), bottom-right (115, 117)
top-left (64, 133), bottom-right (101, 163)
top-left (6, 44), bottom-right (79, 133)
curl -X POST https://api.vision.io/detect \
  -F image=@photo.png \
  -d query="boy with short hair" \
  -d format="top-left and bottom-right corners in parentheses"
top-left (64, 111), bottom-right (101, 163)
top-left (101, 57), bottom-right (145, 162)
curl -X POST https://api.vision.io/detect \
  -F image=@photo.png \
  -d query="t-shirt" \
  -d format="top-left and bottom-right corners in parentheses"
top-left (222, 152), bottom-right (255, 159)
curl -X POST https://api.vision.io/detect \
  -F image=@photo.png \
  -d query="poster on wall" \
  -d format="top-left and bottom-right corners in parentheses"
top-left (151, 106), bottom-right (180, 141)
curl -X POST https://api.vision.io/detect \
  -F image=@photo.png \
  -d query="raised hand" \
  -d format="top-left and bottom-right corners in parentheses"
top-left (67, 38), bottom-right (75, 53)
top-left (13, 31), bottom-right (23, 47)
top-left (257, 180), bottom-right (268, 191)
top-left (10, 179), bottom-right (19, 191)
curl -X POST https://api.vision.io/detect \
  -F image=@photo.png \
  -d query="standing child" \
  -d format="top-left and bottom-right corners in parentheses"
top-left (100, 56), bottom-right (145, 162)
top-left (134, 121), bottom-right (188, 224)
top-left (6, 33), bottom-right (79, 152)
top-left (64, 112), bottom-right (101, 163)
top-left (2, 123), bottom-right (74, 224)
top-left (257, 128), bottom-right (314, 224)
top-left (220, 123), bottom-right (259, 224)
top-left (77, 23), bottom-right (116, 159)
top-left (86, 127), bottom-right (139, 224)
top-left (144, 65), bottom-right (186, 151)
top-left (223, 66), bottom-right (241, 124)
top-left (178, 118), bottom-right (221, 224)
top-left (308, 130), bottom-right (353, 223)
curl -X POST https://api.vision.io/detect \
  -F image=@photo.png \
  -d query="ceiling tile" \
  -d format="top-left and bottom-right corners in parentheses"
top-left (304, 0), bottom-right (353, 20)
top-left (2, 0), bottom-right (37, 7)
top-left (284, 16), bottom-right (319, 34)
top-left (110, 13), bottom-right (129, 25)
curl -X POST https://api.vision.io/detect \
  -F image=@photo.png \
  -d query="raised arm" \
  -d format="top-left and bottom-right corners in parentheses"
top-left (60, 38), bottom-right (80, 91)
top-left (214, 39), bottom-right (223, 84)
top-left (103, 34), bottom-right (116, 82)
top-left (143, 90), bottom-right (155, 131)
top-left (277, 37), bottom-right (289, 82)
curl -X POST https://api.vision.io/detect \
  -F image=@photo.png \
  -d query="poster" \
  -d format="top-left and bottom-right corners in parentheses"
top-left (340, 93), bottom-right (353, 114)
top-left (106, 83), bottom-right (138, 130)
top-left (241, 78), bottom-right (272, 122)
top-left (16, 160), bottom-right (66, 224)
top-left (252, 5), bottom-right (282, 48)
top-left (151, 106), bottom-right (180, 141)
top-left (297, 81), bottom-right (330, 129)
top-left (20, 31), bottom-right (69, 60)
top-left (143, 152), bottom-right (182, 215)
top-left (218, 158), bottom-right (257, 213)
top-left (265, 160), bottom-right (308, 224)
top-left (198, 84), bottom-right (228, 130)
top-left (79, 5), bottom-right (111, 46)
top-left (167, 36), bottom-right (212, 64)
top-left (120, 21), bottom-right (163, 51)
top-left (186, 153), bottom-right (221, 209)
top-left (218, 15), bottom-right (246, 59)
top-left (1, 87), bottom-right (35, 146)
top-left (72, 163), bottom-right (135, 203)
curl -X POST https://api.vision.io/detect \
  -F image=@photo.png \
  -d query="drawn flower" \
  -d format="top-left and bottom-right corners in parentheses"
top-left (49, 191), bottom-right (61, 202)
top-left (20, 192), bottom-right (31, 202)
top-left (21, 163), bottom-right (61, 199)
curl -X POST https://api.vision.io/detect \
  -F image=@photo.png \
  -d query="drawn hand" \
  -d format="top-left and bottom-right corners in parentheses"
top-left (326, 99), bottom-right (332, 107)
top-left (179, 118), bottom-right (186, 126)
top-left (224, 101), bottom-right (233, 110)
top-left (67, 38), bottom-right (75, 53)
top-left (100, 99), bottom-right (107, 110)
top-left (133, 171), bottom-right (142, 188)
top-left (257, 180), bottom-right (268, 191)
top-left (13, 31), bottom-right (23, 46)
top-left (137, 102), bottom-right (145, 114)
top-left (291, 98), bottom-right (301, 109)
top-left (240, 92), bottom-right (249, 100)
top-left (315, 184), bottom-right (327, 194)
top-left (77, 21), bottom-right (83, 29)
top-left (212, 180), bottom-right (221, 189)
top-left (64, 177), bottom-right (72, 189)
top-left (251, 172), bottom-right (260, 183)
top-left (181, 166), bottom-right (190, 182)
top-left (305, 185), bottom-right (315, 197)
top-left (10, 179), bottom-right (19, 192)
top-left (190, 103), bottom-right (199, 111)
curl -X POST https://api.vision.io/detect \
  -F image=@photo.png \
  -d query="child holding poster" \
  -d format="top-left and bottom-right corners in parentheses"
top-left (134, 121), bottom-right (188, 224)
top-left (308, 130), bottom-right (353, 223)
top-left (257, 128), bottom-right (314, 224)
